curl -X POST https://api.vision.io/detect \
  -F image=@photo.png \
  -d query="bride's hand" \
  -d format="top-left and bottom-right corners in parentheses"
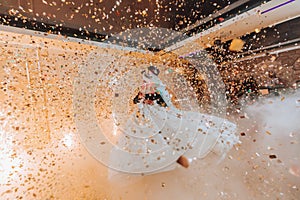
top-left (133, 92), bottom-right (145, 104)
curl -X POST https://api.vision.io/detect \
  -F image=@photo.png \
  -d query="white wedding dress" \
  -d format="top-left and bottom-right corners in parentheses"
top-left (108, 74), bottom-right (239, 175)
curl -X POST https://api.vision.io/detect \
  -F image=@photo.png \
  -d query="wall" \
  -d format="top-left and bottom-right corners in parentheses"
top-left (0, 27), bottom-right (137, 199)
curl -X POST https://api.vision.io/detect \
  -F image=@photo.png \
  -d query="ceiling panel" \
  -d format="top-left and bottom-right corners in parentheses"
top-left (0, 0), bottom-right (266, 50)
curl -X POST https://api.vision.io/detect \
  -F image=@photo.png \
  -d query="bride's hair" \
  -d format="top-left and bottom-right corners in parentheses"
top-left (148, 66), bottom-right (160, 76)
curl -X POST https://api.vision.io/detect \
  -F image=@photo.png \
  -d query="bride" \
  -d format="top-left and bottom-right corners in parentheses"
top-left (108, 65), bottom-right (239, 174)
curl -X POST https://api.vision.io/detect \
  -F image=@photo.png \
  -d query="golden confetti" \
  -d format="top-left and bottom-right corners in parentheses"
top-left (266, 131), bottom-right (272, 135)
top-left (229, 38), bottom-right (245, 52)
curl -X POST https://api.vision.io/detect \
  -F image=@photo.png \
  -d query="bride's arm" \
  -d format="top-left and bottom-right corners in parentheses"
top-left (156, 85), bottom-right (174, 108)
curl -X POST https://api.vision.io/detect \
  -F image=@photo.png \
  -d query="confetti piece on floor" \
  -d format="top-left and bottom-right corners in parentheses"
top-left (289, 165), bottom-right (300, 177)
top-left (266, 131), bottom-right (272, 135)
top-left (176, 155), bottom-right (189, 168)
